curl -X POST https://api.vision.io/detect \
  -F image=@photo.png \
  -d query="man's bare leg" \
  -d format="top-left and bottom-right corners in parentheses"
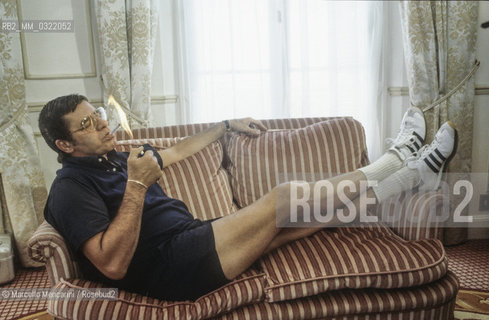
top-left (212, 107), bottom-right (428, 278)
top-left (211, 170), bottom-right (374, 280)
top-left (262, 187), bottom-right (377, 254)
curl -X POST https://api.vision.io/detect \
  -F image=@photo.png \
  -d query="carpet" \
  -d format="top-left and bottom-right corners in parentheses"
top-left (446, 239), bottom-right (489, 320)
top-left (445, 239), bottom-right (489, 292)
top-left (454, 289), bottom-right (489, 319)
top-left (0, 268), bottom-right (49, 320)
top-left (14, 310), bottom-right (52, 320)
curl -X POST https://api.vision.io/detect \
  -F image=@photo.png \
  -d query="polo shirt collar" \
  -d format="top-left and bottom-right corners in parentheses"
top-left (63, 149), bottom-right (124, 172)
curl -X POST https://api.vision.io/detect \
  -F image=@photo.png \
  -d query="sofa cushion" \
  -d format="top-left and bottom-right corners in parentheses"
top-left (225, 117), bottom-right (369, 208)
top-left (379, 191), bottom-right (445, 241)
top-left (116, 138), bottom-right (237, 220)
top-left (221, 271), bottom-right (458, 319)
top-left (49, 278), bottom-right (198, 320)
top-left (259, 224), bottom-right (448, 302)
top-left (195, 268), bottom-right (266, 319)
top-left (48, 268), bottom-right (266, 320)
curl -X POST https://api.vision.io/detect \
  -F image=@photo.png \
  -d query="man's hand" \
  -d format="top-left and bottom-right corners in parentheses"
top-left (127, 147), bottom-right (163, 188)
top-left (82, 146), bottom-right (160, 280)
top-left (228, 118), bottom-right (267, 136)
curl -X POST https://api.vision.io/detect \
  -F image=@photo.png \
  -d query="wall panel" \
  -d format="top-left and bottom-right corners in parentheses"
top-left (18, 0), bottom-right (96, 79)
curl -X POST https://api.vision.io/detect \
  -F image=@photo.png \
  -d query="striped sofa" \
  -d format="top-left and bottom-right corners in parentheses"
top-left (28, 117), bottom-right (458, 319)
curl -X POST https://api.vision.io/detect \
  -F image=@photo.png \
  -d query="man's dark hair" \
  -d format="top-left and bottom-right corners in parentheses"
top-left (39, 94), bottom-right (88, 163)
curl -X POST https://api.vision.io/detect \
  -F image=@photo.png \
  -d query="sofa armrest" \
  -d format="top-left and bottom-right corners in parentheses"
top-left (28, 221), bottom-right (81, 286)
top-left (377, 190), bottom-right (448, 241)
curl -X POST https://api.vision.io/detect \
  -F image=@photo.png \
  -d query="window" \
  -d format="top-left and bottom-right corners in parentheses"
top-left (176, 0), bottom-right (385, 157)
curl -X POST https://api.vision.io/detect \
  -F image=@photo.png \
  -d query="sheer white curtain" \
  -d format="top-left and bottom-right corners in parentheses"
top-left (175, 0), bottom-right (386, 159)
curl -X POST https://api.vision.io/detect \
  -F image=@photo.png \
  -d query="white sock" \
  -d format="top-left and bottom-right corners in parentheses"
top-left (358, 152), bottom-right (402, 186)
top-left (372, 166), bottom-right (421, 203)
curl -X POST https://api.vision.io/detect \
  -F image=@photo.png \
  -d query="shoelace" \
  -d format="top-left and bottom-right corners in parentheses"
top-left (406, 145), bottom-right (426, 167)
top-left (385, 118), bottom-right (417, 148)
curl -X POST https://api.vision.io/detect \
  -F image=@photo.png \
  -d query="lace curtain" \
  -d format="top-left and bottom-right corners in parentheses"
top-left (94, 0), bottom-right (158, 128)
top-left (399, 1), bottom-right (479, 245)
top-left (175, 0), bottom-right (387, 160)
top-left (0, 0), bottom-right (47, 267)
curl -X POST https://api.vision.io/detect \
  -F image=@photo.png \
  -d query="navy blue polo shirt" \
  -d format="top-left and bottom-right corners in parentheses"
top-left (44, 150), bottom-right (196, 295)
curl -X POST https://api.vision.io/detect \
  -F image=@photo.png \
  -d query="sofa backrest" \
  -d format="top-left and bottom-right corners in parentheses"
top-left (115, 117), bottom-right (338, 140)
top-left (116, 117), bottom-right (369, 218)
top-left (224, 117), bottom-right (369, 208)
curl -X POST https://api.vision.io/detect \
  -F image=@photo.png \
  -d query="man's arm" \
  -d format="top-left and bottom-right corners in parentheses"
top-left (159, 118), bottom-right (267, 168)
top-left (81, 147), bottom-right (162, 280)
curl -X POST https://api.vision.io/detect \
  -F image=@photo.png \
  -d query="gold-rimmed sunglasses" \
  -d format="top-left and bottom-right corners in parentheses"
top-left (71, 107), bottom-right (107, 133)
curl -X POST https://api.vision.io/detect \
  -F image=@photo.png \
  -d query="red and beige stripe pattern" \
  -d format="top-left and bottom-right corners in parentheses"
top-left (116, 138), bottom-right (236, 220)
top-left (259, 117), bottom-right (342, 130)
top-left (49, 268), bottom-right (266, 320)
top-left (260, 224), bottom-right (448, 302)
top-left (225, 118), bottom-right (369, 208)
top-left (195, 268), bottom-right (266, 319)
top-left (115, 117), bottom-right (345, 173)
top-left (28, 117), bottom-right (455, 320)
top-left (28, 221), bottom-right (81, 286)
top-left (221, 271), bottom-right (458, 320)
top-left (47, 270), bottom-right (458, 319)
top-left (116, 123), bottom-right (215, 140)
top-left (49, 278), bottom-right (197, 320)
top-left (114, 118), bottom-right (335, 141)
top-left (378, 190), bottom-right (446, 241)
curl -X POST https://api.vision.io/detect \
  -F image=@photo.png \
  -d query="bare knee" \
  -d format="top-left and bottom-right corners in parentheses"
top-left (273, 181), bottom-right (310, 225)
top-left (272, 182), bottom-right (291, 211)
top-left (274, 181), bottom-right (310, 201)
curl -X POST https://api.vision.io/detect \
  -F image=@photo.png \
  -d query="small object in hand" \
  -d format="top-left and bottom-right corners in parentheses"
top-left (138, 143), bottom-right (163, 169)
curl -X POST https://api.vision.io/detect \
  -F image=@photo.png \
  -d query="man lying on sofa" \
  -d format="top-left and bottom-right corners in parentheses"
top-left (39, 94), bottom-right (456, 301)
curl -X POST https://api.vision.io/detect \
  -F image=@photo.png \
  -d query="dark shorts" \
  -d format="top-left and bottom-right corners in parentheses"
top-left (150, 219), bottom-right (230, 301)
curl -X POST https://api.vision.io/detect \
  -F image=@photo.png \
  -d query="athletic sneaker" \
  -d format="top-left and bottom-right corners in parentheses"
top-left (388, 107), bottom-right (426, 162)
top-left (407, 121), bottom-right (457, 191)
